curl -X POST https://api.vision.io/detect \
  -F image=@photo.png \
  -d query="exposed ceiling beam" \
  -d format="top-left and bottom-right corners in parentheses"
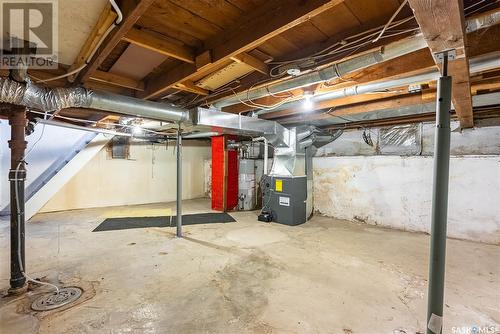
top-left (230, 52), bottom-right (268, 75)
top-left (225, 22), bottom-right (500, 117)
top-left (123, 28), bottom-right (195, 63)
top-left (90, 70), bottom-right (145, 91)
top-left (174, 80), bottom-right (209, 96)
top-left (280, 92), bottom-right (433, 124)
top-left (280, 78), bottom-right (500, 125)
top-left (76, 0), bottom-right (156, 83)
top-left (408, 0), bottom-right (473, 128)
top-left (139, 0), bottom-right (345, 99)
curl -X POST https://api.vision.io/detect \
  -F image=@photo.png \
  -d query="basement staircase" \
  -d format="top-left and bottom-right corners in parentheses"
top-left (1, 133), bottom-right (112, 220)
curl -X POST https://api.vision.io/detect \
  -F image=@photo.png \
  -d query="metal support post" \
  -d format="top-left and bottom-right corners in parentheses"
top-left (176, 124), bottom-right (182, 237)
top-left (426, 51), bottom-right (452, 334)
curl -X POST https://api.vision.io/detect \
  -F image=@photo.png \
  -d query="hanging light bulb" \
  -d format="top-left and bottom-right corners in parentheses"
top-left (302, 92), bottom-right (314, 111)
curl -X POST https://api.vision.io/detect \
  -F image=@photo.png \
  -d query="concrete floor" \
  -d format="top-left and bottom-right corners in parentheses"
top-left (0, 198), bottom-right (499, 334)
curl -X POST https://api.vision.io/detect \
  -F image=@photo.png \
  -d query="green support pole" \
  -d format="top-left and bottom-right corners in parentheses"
top-left (176, 124), bottom-right (182, 238)
top-left (426, 57), bottom-right (452, 334)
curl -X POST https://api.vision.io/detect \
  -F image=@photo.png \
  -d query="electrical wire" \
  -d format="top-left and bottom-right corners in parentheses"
top-left (28, 109), bottom-right (167, 136)
top-left (34, 0), bottom-right (123, 83)
top-left (372, 0), bottom-right (409, 43)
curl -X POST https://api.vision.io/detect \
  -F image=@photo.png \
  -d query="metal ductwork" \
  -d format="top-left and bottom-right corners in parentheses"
top-left (213, 35), bottom-right (427, 109)
top-left (0, 78), bottom-right (190, 122)
top-left (260, 53), bottom-right (500, 115)
top-left (212, 10), bottom-right (500, 110)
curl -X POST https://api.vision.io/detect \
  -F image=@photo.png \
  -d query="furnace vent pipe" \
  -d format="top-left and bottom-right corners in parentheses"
top-left (0, 78), bottom-right (190, 123)
top-left (213, 35), bottom-right (427, 109)
top-left (258, 54), bottom-right (500, 114)
top-left (252, 136), bottom-right (268, 175)
top-left (183, 132), bottom-right (220, 139)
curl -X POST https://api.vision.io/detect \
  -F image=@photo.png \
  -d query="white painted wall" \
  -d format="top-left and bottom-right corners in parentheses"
top-left (41, 140), bottom-right (211, 212)
top-left (0, 120), bottom-right (91, 211)
top-left (313, 123), bottom-right (500, 244)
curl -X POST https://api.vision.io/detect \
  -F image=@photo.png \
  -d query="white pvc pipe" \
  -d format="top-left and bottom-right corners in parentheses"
top-left (252, 137), bottom-right (268, 175)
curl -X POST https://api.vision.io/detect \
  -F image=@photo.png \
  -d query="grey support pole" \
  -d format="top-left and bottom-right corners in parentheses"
top-left (176, 124), bottom-right (182, 237)
top-left (426, 52), bottom-right (452, 334)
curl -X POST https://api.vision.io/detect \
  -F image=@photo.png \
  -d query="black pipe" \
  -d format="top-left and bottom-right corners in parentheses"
top-left (8, 107), bottom-right (27, 291)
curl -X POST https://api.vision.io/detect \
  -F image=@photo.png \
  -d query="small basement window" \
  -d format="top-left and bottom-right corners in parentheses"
top-left (110, 137), bottom-right (130, 159)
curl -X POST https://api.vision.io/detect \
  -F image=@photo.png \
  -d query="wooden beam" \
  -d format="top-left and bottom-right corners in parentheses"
top-left (408, 0), bottom-right (473, 128)
top-left (67, 4), bottom-right (117, 82)
top-left (231, 52), bottom-right (268, 75)
top-left (262, 89), bottom-right (405, 119)
top-left (90, 70), bottom-right (145, 91)
top-left (279, 92), bottom-right (433, 124)
top-left (139, 0), bottom-right (344, 99)
top-left (122, 28), bottom-right (194, 63)
top-left (280, 77), bottom-right (500, 125)
top-left (174, 80), bottom-right (209, 96)
top-left (76, 0), bottom-right (155, 83)
top-left (223, 23), bottom-right (500, 117)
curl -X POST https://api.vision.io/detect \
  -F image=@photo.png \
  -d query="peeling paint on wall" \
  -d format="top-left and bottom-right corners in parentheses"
top-left (313, 156), bottom-right (500, 244)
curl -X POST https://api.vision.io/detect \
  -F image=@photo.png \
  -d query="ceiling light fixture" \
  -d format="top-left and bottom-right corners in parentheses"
top-left (302, 92), bottom-right (314, 111)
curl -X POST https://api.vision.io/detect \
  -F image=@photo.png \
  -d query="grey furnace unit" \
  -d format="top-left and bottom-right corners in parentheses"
top-left (261, 175), bottom-right (307, 226)
top-left (258, 126), bottom-right (342, 226)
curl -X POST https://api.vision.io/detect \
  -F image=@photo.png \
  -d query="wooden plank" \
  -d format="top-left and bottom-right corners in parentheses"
top-left (231, 52), bottom-right (268, 75)
top-left (76, 0), bottom-right (156, 83)
top-left (90, 70), bottom-right (145, 91)
top-left (123, 28), bottom-right (194, 63)
top-left (167, 0), bottom-right (243, 29)
top-left (220, 22), bottom-right (500, 116)
top-left (195, 50), bottom-right (213, 71)
top-left (67, 4), bottom-right (117, 82)
top-left (174, 81), bottom-right (209, 95)
top-left (279, 92), bottom-right (432, 124)
top-left (262, 89), bottom-right (404, 119)
top-left (139, 0), bottom-right (345, 99)
top-left (408, 0), bottom-right (473, 128)
top-left (280, 77), bottom-right (500, 125)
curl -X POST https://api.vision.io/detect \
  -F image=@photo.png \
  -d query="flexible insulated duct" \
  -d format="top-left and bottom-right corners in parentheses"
top-left (0, 78), bottom-right (190, 122)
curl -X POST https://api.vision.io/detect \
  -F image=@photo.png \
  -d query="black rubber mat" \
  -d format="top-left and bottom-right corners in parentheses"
top-left (92, 212), bottom-right (236, 232)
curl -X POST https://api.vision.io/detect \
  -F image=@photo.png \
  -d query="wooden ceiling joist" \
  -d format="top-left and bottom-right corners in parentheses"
top-left (408, 0), bottom-right (474, 128)
top-left (123, 28), bottom-right (195, 63)
top-left (139, 0), bottom-right (345, 100)
top-left (280, 77), bottom-right (500, 125)
top-left (90, 70), bottom-right (145, 91)
top-left (230, 52), bottom-right (268, 75)
top-left (174, 81), bottom-right (209, 96)
top-left (76, 0), bottom-right (156, 83)
top-left (225, 21), bottom-right (500, 119)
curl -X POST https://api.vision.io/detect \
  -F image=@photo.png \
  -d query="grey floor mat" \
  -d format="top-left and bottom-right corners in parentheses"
top-left (92, 212), bottom-right (236, 232)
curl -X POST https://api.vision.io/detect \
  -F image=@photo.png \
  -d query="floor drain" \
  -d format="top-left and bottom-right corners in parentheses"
top-left (31, 287), bottom-right (83, 311)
